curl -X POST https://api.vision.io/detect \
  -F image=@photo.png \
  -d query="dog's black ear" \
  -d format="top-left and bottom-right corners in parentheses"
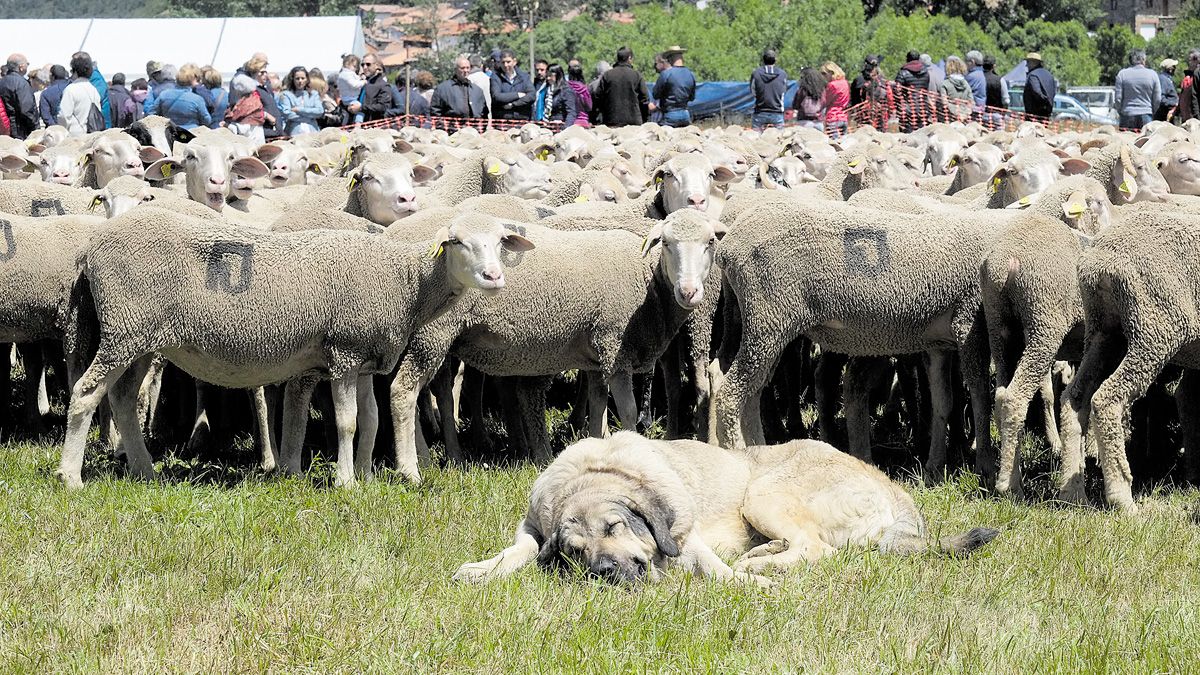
top-left (536, 528), bottom-right (563, 570)
top-left (630, 492), bottom-right (680, 558)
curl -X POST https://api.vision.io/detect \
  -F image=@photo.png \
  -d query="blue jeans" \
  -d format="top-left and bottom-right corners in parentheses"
top-left (660, 109), bottom-right (691, 127)
top-left (752, 112), bottom-right (784, 130)
top-left (1119, 113), bottom-right (1151, 130)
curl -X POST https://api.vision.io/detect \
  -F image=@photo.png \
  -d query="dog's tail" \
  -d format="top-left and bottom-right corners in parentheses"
top-left (878, 506), bottom-right (999, 557)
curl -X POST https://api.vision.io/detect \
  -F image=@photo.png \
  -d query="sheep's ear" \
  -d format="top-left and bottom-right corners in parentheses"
top-left (712, 222), bottom-right (728, 241)
top-left (575, 183), bottom-right (595, 203)
top-left (617, 149), bottom-right (632, 159)
top-left (846, 157), bottom-right (866, 175)
top-left (255, 144), bottom-right (284, 163)
top-left (641, 222), bottom-right (664, 256)
top-left (0, 154), bottom-right (28, 172)
top-left (412, 164), bottom-right (438, 185)
top-left (946, 153), bottom-right (961, 170)
top-left (174, 127), bottom-right (196, 145)
top-left (1004, 193), bottom-right (1037, 209)
top-left (713, 165), bottom-right (737, 183)
top-left (139, 146), bottom-right (166, 163)
top-left (528, 143), bottom-right (554, 162)
top-left (1133, 136), bottom-right (1150, 148)
top-left (501, 231), bottom-right (536, 251)
top-left (145, 158), bottom-right (184, 181)
top-left (393, 139), bottom-right (414, 154)
top-left (1060, 158), bottom-right (1091, 175)
top-left (1118, 174), bottom-right (1139, 201)
top-left (987, 166), bottom-right (1008, 193)
top-left (1051, 148), bottom-right (1071, 159)
top-left (88, 191), bottom-right (105, 212)
top-left (231, 157), bottom-right (269, 179)
top-left (428, 226), bottom-right (451, 258)
top-left (25, 143), bottom-right (46, 156)
top-left (1062, 190), bottom-right (1088, 219)
top-left (306, 162), bottom-right (324, 176)
top-left (485, 156), bottom-right (509, 176)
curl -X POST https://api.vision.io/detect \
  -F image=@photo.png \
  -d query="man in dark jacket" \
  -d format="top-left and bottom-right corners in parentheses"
top-left (0, 54), bottom-right (38, 139)
top-left (490, 50), bottom-right (535, 121)
top-left (652, 46), bottom-right (696, 128)
top-left (1156, 58), bottom-right (1180, 122)
top-left (359, 54), bottom-right (393, 122)
top-left (894, 50), bottom-right (931, 132)
top-left (1180, 50), bottom-right (1200, 122)
top-left (593, 47), bottom-right (649, 128)
top-left (749, 48), bottom-right (788, 130)
top-left (39, 64), bottom-right (69, 129)
top-left (107, 72), bottom-right (140, 128)
top-left (1023, 52), bottom-right (1056, 120)
top-left (431, 57), bottom-right (489, 126)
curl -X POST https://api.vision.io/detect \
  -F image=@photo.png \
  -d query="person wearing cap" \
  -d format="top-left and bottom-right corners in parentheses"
top-left (852, 55), bottom-right (890, 130)
top-left (0, 53), bottom-right (38, 138)
top-left (38, 64), bottom-right (69, 129)
top-left (651, 46), bottom-right (695, 128)
top-left (1156, 58), bottom-right (1179, 122)
top-left (981, 54), bottom-right (1009, 130)
top-left (749, 48), bottom-right (788, 130)
top-left (1114, 49), bottom-right (1160, 130)
top-left (1023, 52), bottom-right (1056, 120)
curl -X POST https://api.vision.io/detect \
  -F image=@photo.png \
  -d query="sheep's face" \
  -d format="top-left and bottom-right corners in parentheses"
top-left (924, 130), bottom-right (968, 176)
top-left (35, 146), bottom-right (84, 185)
top-left (653, 154), bottom-right (737, 214)
top-left (790, 141), bottom-right (838, 180)
top-left (698, 143), bottom-right (749, 182)
top-left (435, 216), bottom-right (536, 293)
top-left (554, 136), bottom-right (591, 164)
top-left (609, 160), bottom-right (648, 198)
top-left (1113, 145), bottom-right (1170, 203)
top-left (124, 116), bottom-right (194, 160)
top-left (1156, 143), bottom-right (1200, 196)
top-left (950, 143), bottom-right (1004, 188)
top-left (92, 176), bottom-right (158, 218)
top-left (1061, 186), bottom-right (1113, 235)
top-left (86, 133), bottom-right (152, 187)
top-left (990, 151), bottom-right (1089, 200)
top-left (37, 125), bottom-right (71, 149)
top-left (846, 148), bottom-right (919, 191)
top-left (759, 156), bottom-right (811, 190)
top-left (644, 210), bottom-right (726, 309)
top-left (146, 142), bottom-right (268, 212)
top-left (353, 156), bottom-right (437, 225)
top-left (257, 143), bottom-right (311, 188)
top-left (486, 152), bottom-right (553, 200)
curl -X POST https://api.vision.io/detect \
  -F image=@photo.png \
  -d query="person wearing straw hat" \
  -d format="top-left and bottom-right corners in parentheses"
top-left (1156, 58), bottom-right (1179, 122)
top-left (1023, 52), bottom-right (1055, 120)
top-left (651, 45), bottom-right (695, 128)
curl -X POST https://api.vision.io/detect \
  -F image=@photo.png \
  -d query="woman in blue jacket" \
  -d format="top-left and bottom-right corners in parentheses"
top-left (277, 66), bottom-right (324, 136)
top-left (151, 63), bottom-right (211, 129)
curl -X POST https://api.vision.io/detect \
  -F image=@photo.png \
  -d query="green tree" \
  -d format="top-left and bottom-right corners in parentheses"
top-left (1094, 24), bottom-right (1146, 86)
top-left (1146, 18), bottom-right (1200, 66)
top-left (864, 11), bottom-right (998, 77)
top-left (998, 19), bottom-right (1099, 86)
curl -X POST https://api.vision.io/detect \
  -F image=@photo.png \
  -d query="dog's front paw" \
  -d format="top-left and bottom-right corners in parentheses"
top-left (732, 571), bottom-right (774, 589)
top-left (452, 561), bottom-right (497, 583)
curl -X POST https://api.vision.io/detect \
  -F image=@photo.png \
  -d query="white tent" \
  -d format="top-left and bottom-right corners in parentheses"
top-left (0, 16), bottom-right (364, 80)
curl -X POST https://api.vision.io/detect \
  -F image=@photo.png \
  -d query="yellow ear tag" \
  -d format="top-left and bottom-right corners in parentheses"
top-left (948, 158), bottom-right (957, 167)
top-left (640, 237), bottom-right (651, 254)
top-left (339, 136), bottom-right (348, 143)
top-left (80, 154), bottom-right (90, 168)
top-left (989, 176), bottom-right (1001, 194)
top-left (428, 242), bottom-right (445, 258)
top-left (1018, 196), bottom-right (1031, 206)
top-left (347, 175), bottom-right (358, 192)
top-left (487, 162), bottom-right (503, 176)
top-left (574, 194), bottom-right (589, 203)
top-left (536, 149), bottom-right (550, 161)
top-left (847, 159), bottom-right (861, 168)
top-left (1119, 180), bottom-right (1131, 194)
top-left (1067, 203), bottom-right (1085, 217)
top-left (88, 196), bottom-right (102, 212)
top-left (161, 164), bottom-right (173, 178)
top-left (655, 175), bottom-right (663, 186)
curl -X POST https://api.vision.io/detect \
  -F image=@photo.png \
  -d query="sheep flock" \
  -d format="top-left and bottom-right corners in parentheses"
top-left (4, 114), bottom-right (1200, 513)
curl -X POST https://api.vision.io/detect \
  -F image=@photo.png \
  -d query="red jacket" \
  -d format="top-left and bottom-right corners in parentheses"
top-left (823, 79), bottom-right (850, 124)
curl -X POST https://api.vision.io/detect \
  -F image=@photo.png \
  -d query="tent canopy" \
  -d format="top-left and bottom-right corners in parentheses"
top-left (0, 16), bottom-right (364, 80)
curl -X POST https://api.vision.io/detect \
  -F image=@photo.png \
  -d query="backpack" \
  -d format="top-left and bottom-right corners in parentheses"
top-left (86, 103), bottom-right (106, 133)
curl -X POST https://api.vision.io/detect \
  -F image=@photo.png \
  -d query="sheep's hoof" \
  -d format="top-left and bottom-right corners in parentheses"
top-left (57, 470), bottom-right (84, 490)
top-left (921, 463), bottom-right (943, 486)
top-left (1056, 478), bottom-right (1087, 505)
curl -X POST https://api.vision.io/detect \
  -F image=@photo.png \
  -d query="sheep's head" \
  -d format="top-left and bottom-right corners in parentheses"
top-left (430, 213), bottom-right (536, 294)
top-left (84, 131), bottom-right (157, 187)
top-left (256, 142), bottom-right (314, 187)
top-left (844, 146), bottom-right (919, 191)
top-left (652, 154), bottom-right (737, 214)
top-left (145, 141), bottom-right (269, 212)
top-left (947, 142), bottom-right (1004, 188)
top-left (758, 155), bottom-right (812, 190)
top-left (349, 154), bottom-right (437, 225)
top-left (484, 150), bottom-right (553, 200)
top-left (123, 116), bottom-right (194, 159)
top-left (90, 175), bottom-right (158, 218)
top-left (33, 145), bottom-right (85, 185)
top-left (641, 209), bottom-right (727, 309)
top-left (924, 128), bottom-right (969, 176)
top-left (1112, 143), bottom-right (1169, 203)
top-left (988, 150), bottom-right (1089, 200)
top-left (1155, 142), bottom-right (1200, 196)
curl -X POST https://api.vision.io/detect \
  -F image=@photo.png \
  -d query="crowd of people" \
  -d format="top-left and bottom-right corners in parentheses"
top-left (10, 43), bottom-right (1200, 140)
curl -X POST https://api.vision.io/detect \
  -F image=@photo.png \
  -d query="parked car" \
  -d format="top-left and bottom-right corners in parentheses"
top-left (1066, 86), bottom-right (1117, 120)
top-left (1008, 86), bottom-right (1120, 126)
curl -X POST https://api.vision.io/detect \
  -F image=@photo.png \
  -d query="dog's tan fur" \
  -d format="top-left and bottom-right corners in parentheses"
top-left (454, 432), bottom-right (997, 584)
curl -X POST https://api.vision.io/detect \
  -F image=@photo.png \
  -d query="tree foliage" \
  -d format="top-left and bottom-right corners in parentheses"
top-left (1094, 24), bottom-right (1147, 86)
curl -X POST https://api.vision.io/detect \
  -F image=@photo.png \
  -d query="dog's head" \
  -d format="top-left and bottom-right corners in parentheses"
top-left (537, 489), bottom-right (680, 584)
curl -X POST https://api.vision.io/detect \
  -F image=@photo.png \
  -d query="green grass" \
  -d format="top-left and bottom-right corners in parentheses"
top-left (1, 435), bottom-right (1200, 673)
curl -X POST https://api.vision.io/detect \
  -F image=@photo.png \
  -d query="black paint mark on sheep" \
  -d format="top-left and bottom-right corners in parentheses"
top-left (501, 222), bottom-right (528, 268)
top-left (31, 199), bottom-right (65, 217)
top-left (0, 220), bottom-right (14, 262)
top-left (206, 241), bottom-right (255, 294)
top-left (843, 227), bottom-right (890, 278)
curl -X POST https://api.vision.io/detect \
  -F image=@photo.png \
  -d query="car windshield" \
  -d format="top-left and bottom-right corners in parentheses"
top-left (1072, 91), bottom-right (1111, 107)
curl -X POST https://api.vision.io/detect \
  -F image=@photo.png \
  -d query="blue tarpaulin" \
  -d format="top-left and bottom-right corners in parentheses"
top-left (651, 80), bottom-right (799, 120)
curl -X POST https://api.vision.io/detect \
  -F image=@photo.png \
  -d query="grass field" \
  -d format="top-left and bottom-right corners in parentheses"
top-left (2, 432), bottom-right (1200, 673)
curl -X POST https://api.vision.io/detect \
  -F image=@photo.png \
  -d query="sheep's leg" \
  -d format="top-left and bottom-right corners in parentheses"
top-left (844, 356), bottom-right (889, 462)
top-left (330, 373), bottom-right (359, 488)
top-left (187, 380), bottom-right (212, 452)
top-left (278, 376), bottom-right (318, 476)
top-left (587, 372), bottom-right (610, 437)
top-left (1040, 370), bottom-right (1063, 458)
top-left (684, 299), bottom-right (717, 439)
top-left (429, 362), bottom-right (462, 462)
top-left (956, 318), bottom-right (994, 483)
top-left (462, 367), bottom-right (490, 453)
top-left (248, 386), bottom-right (276, 472)
top-left (714, 279), bottom-right (741, 373)
top-left (1090, 338), bottom-right (1173, 511)
top-left (516, 376), bottom-right (552, 463)
top-left (18, 343), bottom-right (45, 434)
top-left (714, 317), bottom-right (793, 450)
top-left (59, 341), bottom-right (148, 488)
top-left (660, 339), bottom-right (684, 439)
top-left (814, 351), bottom-right (847, 448)
top-left (923, 350), bottom-right (953, 482)
top-left (1175, 369), bottom-right (1200, 485)
top-left (995, 338), bottom-right (1060, 499)
top-left (36, 348), bottom-right (50, 417)
top-left (609, 372), bottom-right (638, 432)
top-left (0, 343), bottom-right (11, 432)
top-left (390, 347), bottom-right (449, 483)
top-left (417, 387), bottom-right (440, 439)
top-left (264, 383), bottom-right (281, 463)
top-left (355, 374), bottom-right (379, 480)
top-left (106, 356), bottom-right (157, 481)
top-left (137, 355), bottom-right (165, 437)
top-left (567, 373), bottom-right (590, 435)
top-left (1059, 332), bottom-right (1116, 504)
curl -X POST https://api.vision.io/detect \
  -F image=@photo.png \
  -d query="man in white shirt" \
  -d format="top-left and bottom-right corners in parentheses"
top-left (467, 54), bottom-right (492, 120)
top-left (58, 52), bottom-right (102, 136)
